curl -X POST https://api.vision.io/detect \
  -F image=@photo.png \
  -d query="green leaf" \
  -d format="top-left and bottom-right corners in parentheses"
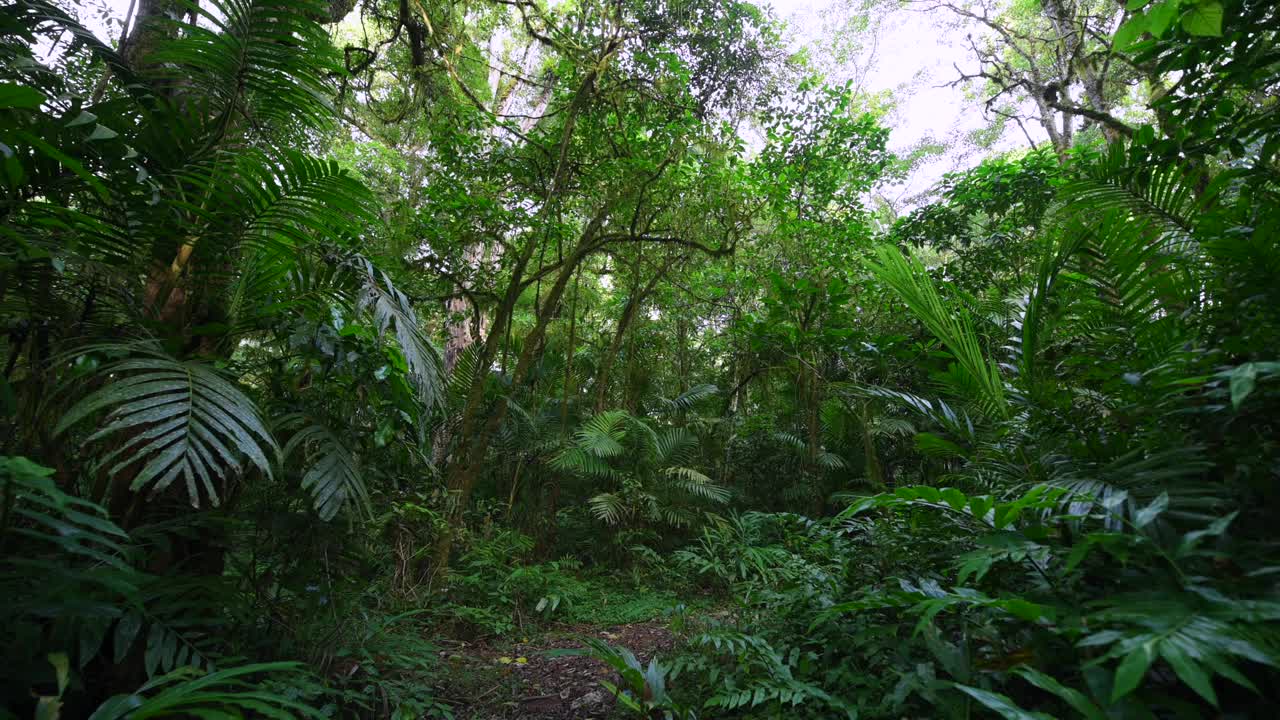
top-left (56, 349), bottom-right (279, 509)
top-left (968, 496), bottom-right (994, 522)
top-left (1113, 15), bottom-right (1148, 50)
top-left (1134, 492), bottom-right (1168, 528)
top-left (1013, 666), bottom-right (1107, 720)
top-left (87, 124), bottom-right (119, 141)
top-left (1111, 644), bottom-right (1156, 701)
top-left (49, 653), bottom-right (70, 695)
top-left (114, 612), bottom-right (144, 664)
top-left (1180, 1), bottom-right (1223, 35)
top-left (952, 684), bottom-right (1055, 720)
top-left (66, 110), bottom-right (98, 127)
top-left (0, 83), bottom-right (46, 109)
top-left (1160, 643), bottom-right (1217, 706)
top-left (941, 487), bottom-right (967, 512)
top-left (1227, 362), bottom-right (1258, 410)
top-left (1147, 0), bottom-right (1182, 37)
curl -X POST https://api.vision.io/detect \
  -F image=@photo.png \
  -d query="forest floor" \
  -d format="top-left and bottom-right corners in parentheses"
top-left (435, 621), bottom-right (676, 719)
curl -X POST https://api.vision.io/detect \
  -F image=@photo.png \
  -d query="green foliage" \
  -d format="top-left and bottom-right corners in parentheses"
top-left (57, 347), bottom-right (280, 509)
top-left (88, 662), bottom-right (321, 720)
top-left (555, 638), bottom-right (696, 720)
top-left (2, 0), bottom-right (1278, 717)
top-left (555, 410), bottom-right (729, 529)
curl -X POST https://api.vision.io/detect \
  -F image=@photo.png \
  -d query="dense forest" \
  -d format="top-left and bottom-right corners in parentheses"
top-left (2, 0), bottom-right (1278, 717)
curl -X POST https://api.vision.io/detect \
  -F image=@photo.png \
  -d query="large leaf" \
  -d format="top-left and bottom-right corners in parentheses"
top-left (56, 349), bottom-right (279, 508)
top-left (278, 414), bottom-right (371, 521)
top-left (865, 246), bottom-right (1008, 417)
top-left (355, 259), bottom-right (446, 411)
top-left (150, 0), bottom-right (341, 134)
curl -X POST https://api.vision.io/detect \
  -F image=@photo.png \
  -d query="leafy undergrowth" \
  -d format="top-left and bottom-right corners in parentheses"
top-left (564, 583), bottom-right (712, 626)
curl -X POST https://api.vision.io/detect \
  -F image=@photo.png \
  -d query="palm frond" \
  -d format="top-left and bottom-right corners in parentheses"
top-left (574, 410), bottom-right (631, 458)
top-left (151, 0), bottom-right (340, 134)
top-left (355, 259), bottom-right (446, 411)
top-left (89, 662), bottom-right (321, 719)
top-left (655, 383), bottom-right (719, 415)
top-left (588, 492), bottom-right (629, 525)
top-left (278, 413), bottom-right (371, 521)
top-left (842, 385), bottom-right (979, 447)
top-left (551, 447), bottom-right (616, 478)
top-left (866, 245), bottom-right (1008, 417)
top-left (654, 427), bottom-right (697, 466)
top-left (1060, 144), bottom-right (1212, 251)
top-left (666, 466), bottom-right (731, 503)
top-left (56, 347), bottom-right (279, 508)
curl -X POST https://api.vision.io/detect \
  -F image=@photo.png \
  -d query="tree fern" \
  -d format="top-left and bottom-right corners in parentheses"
top-left (56, 348), bottom-right (279, 508)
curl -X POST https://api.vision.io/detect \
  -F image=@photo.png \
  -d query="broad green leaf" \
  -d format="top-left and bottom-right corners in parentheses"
top-left (1147, 0), bottom-right (1181, 36)
top-left (0, 82), bottom-right (46, 109)
top-left (1181, 0), bottom-right (1223, 35)
top-left (953, 684), bottom-right (1055, 720)
top-left (1111, 644), bottom-right (1156, 701)
top-left (915, 486), bottom-right (941, 503)
top-left (1113, 15), bottom-right (1148, 50)
top-left (941, 487), bottom-right (967, 512)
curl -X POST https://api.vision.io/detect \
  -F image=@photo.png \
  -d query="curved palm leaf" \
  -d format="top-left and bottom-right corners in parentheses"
top-left (355, 258), bottom-right (446, 411)
top-left (654, 383), bottom-right (719, 415)
top-left (572, 410), bottom-right (631, 458)
top-left (665, 466), bottom-right (731, 503)
top-left (88, 661), bottom-right (321, 720)
top-left (866, 245), bottom-right (1008, 417)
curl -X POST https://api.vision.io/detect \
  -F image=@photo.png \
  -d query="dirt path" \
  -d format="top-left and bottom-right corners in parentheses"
top-left (437, 621), bottom-right (676, 719)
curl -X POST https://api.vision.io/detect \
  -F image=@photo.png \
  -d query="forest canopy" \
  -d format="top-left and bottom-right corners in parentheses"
top-left (2, 0), bottom-right (1279, 718)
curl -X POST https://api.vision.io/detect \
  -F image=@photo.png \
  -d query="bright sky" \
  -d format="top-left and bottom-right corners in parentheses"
top-left (767, 0), bottom-right (1043, 206)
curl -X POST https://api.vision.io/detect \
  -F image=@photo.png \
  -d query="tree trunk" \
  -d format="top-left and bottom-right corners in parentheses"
top-left (594, 266), bottom-right (665, 412)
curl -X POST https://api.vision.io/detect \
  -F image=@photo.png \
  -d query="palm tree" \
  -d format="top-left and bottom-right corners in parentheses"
top-left (3, 0), bottom-right (443, 521)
